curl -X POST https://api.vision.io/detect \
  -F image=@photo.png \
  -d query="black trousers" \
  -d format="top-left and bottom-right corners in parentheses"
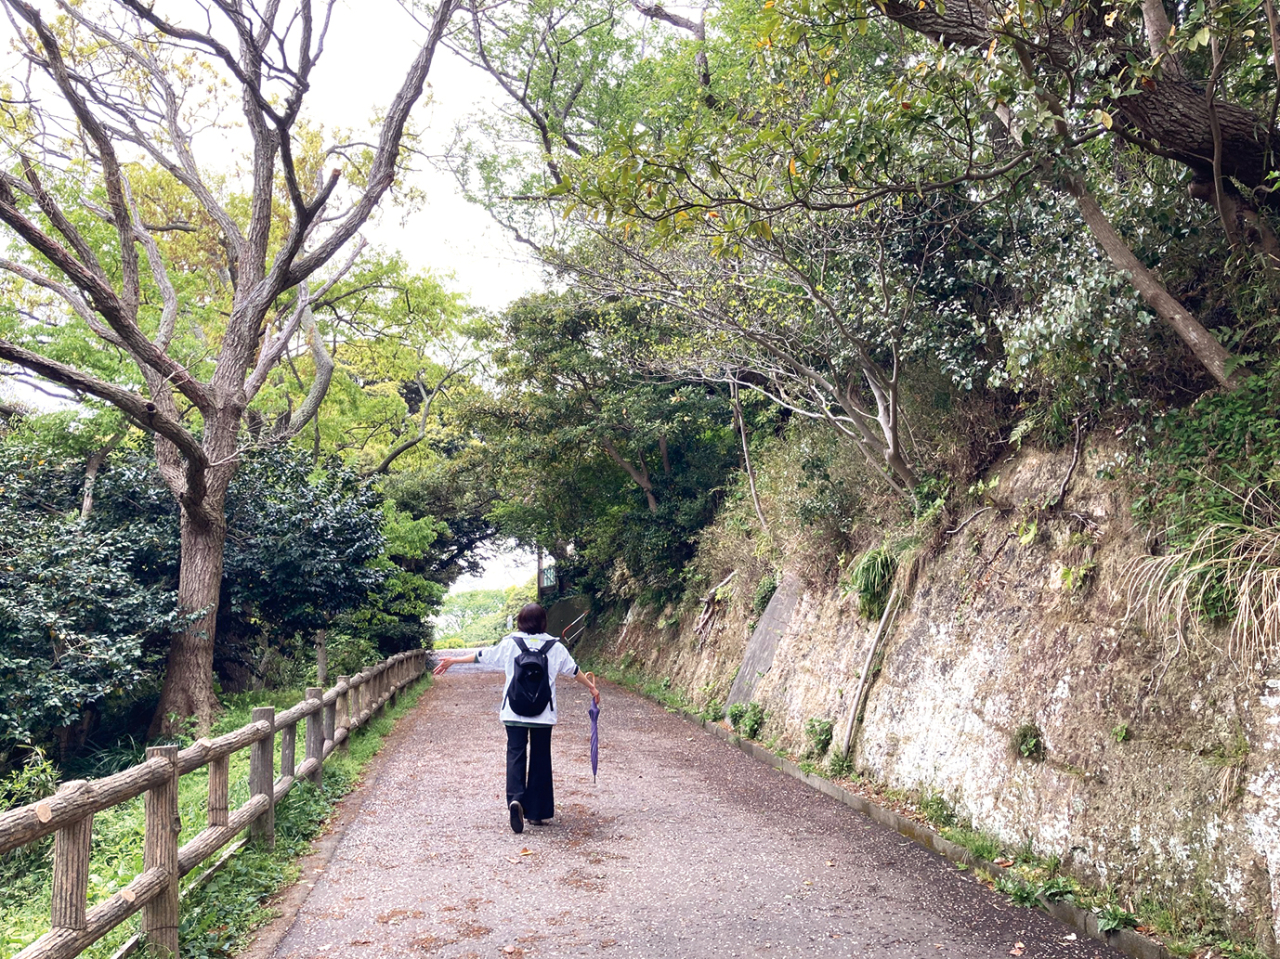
top-left (505, 724), bottom-right (554, 820)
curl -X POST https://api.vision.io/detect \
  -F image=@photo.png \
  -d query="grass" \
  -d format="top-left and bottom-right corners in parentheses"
top-left (0, 678), bottom-right (429, 959)
top-left (577, 654), bottom-right (689, 714)
top-left (1125, 486), bottom-right (1280, 675)
top-left (841, 545), bottom-right (898, 620)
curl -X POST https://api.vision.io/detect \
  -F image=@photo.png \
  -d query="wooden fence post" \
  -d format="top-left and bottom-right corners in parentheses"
top-left (281, 720), bottom-right (297, 781)
top-left (142, 745), bottom-right (180, 958)
top-left (389, 656), bottom-right (399, 709)
top-left (323, 691), bottom-right (336, 751)
top-left (305, 688), bottom-right (324, 787)
top-left (209, 755), bottom-right (229, 829)
top-left (250, 707), bottom-right (276, 847)
top-left (51, 781), bottom-right (91, 935)
top-left (336, 676), bottom-right (351, 753)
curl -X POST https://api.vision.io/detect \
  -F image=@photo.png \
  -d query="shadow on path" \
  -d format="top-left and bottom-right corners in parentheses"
top-left (244, 664), bottom-right (1120, 959)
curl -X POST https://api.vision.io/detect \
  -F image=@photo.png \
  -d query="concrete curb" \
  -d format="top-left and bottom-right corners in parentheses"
top-left (680, 708), bottom-right (1171, 959)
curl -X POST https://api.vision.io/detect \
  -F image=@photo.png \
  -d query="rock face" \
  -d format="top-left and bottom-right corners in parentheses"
top-left (582, 441), bottom-right (1280, 952)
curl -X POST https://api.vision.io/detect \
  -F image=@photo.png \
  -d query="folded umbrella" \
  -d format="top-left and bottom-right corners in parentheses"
top-left (586, 672), bottom-right (600, 784)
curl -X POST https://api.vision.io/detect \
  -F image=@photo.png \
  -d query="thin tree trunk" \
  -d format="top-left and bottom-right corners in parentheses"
top-left (600, 435), bottom-right (659, 514)
top-left (315, 629), bottom-right (328, 687)
top-left (1067, 178), bottom-right (1247, 389)
top-left (149, 507), bottom-right (227, 736)
top-left (79, 425), bottom-right (126, 521)
top-left (731, 383), bottom-right (768, 534)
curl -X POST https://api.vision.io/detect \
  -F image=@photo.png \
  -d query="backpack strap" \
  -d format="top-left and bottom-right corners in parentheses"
top-left (514, 635), bottom-right (530, 654)
top-left (538, 638), bottom-right (557, 653)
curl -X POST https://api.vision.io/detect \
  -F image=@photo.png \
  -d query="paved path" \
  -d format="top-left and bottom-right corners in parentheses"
top-left (251, 665), bottom-right (1122, 959)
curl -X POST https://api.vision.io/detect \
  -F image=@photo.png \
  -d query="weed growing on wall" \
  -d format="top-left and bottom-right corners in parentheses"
top-left (803, 718), bottom-right (834, 759)
top-left (841, 546), bottom-right (898, 620)
top-left (826, 748), bottom-right (856, 780)
top-left (1012, 723), bottom-right (1046, 762)
top-left (918, 790), bottom-right (957, 828)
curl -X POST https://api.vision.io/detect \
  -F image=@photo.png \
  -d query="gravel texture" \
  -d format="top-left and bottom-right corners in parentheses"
top-left (252, 664), bottom-right (1123, 959)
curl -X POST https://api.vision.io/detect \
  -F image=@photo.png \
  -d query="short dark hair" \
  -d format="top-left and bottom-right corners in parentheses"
top-left (516, 603), bottom-right (547, 634)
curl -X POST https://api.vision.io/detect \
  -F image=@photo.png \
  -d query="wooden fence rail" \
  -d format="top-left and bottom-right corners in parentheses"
top-left (0, 649), bottom-right (430, 959)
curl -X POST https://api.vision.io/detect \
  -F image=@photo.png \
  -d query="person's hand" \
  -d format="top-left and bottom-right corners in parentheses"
top-left (432, 657), bottom-right (453, 676)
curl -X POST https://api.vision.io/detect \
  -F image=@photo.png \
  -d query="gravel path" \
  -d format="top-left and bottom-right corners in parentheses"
top-left (252, 664), bottom-right (1122, 959)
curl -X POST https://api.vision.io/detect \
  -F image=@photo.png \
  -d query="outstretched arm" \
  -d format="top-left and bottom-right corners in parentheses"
top-left (433, 651), bottom-right (478, 675)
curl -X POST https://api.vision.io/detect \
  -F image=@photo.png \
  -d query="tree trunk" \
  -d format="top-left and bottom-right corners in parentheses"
top-left (315, 629), bottom-right (328, 687)
top-left (731, 383), bottom-right (769, 534)
top-left (599, 435), bottom-right (659, 514)
top-left (149, 507), bottom-right (227, 736)
top-left (1067, 179), bottom-right (1247, 389)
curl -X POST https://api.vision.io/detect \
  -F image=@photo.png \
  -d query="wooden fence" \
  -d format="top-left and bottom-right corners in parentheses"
top-left (0, 649), bottom-right (430, 959)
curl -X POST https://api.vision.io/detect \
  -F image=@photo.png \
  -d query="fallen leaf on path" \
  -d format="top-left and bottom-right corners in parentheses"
top-left (507, 857), bottom-right (522, 864)
top-left (994, 858), bottom-right (1014, 867)
top-left (825, 861), bottom-right (835, 867)
top-left (1063, 933), bottom-right (1077, 941)
top-left (1009, 941), bottom-right (1026, 956)
top-left (520, 848), bottom-right (535, 856)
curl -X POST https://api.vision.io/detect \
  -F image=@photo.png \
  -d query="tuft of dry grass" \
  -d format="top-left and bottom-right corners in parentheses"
top-left (1125, 487), bottom-right (1280, 675)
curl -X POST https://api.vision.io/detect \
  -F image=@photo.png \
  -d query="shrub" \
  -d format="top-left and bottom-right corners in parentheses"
top-left (751, 574), bottom-right (778, 616)
top-left (826, 748), bottom-right (856, 779)
top-left (842, 545), bottom-right (897, 620)
top-left (728, 701), bottom-right (766, 739)
top-left (803, 717), bottom-right (834, 758)
top-left (918, 789), bottom-right (957, 827)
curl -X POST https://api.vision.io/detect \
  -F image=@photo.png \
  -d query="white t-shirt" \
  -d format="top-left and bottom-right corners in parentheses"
top-left (475, 632), bottom-right (580, 725)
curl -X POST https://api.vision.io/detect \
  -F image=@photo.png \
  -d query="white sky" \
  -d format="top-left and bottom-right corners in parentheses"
top-left (450, 543), bottom-right (537, 593)
top-left (305, 0), bottom-right (547, 311)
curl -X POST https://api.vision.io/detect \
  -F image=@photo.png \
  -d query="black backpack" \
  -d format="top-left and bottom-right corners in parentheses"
top-left (505, 636), bottom-right (558, 717)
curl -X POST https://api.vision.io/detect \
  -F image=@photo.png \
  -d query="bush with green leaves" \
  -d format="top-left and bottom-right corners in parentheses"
top-left (826, 748), bottom-right (856, 780)
top-left (751, 574), bottom-right (778, 616)
top-left (918, 790), bottom-right (958, 828)
top-left (0, 454), bottom-right (179, 757)
top-left (725, 701), bottom-right (766, 739)
top-left (842, 546), bottom-right (898, 620)
top-left (803, 717), bottom-right (834, 758)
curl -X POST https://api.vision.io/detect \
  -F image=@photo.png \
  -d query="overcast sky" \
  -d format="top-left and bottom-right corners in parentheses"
top-left (304, 0), bottom-right (547, 311)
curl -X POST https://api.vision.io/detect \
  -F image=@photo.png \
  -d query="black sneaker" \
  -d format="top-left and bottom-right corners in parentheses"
top-left (508, 800), bottom-right (524, 834)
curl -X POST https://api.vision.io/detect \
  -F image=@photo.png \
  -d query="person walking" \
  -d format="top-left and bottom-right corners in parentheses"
top-left (433, 602), bottom-right (600, 833)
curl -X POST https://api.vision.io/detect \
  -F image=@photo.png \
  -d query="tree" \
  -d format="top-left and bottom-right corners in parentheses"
top-left (477, 293), bottom-right (740, 600)
top-left (457, 0), bottom-right (1266, 396)
top-left (0, 0), bottom-right (459, 733)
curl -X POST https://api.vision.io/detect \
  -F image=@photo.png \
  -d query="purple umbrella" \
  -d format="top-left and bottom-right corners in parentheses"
top-left (586, 673), bottom-right (600, 783)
